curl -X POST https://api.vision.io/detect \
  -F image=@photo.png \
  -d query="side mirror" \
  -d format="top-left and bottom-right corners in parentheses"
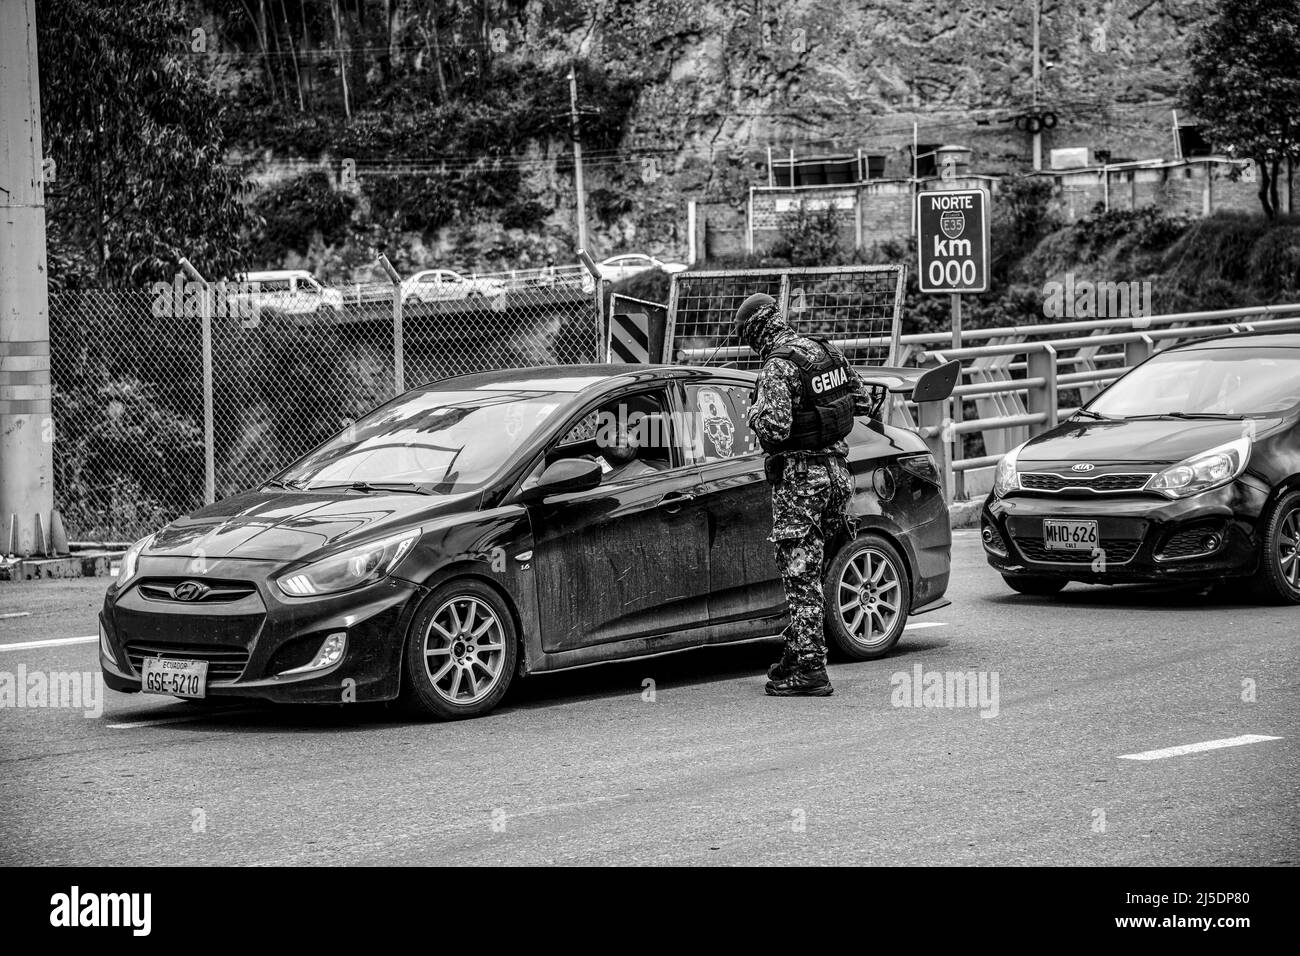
top-left (518, 457), bottom-right (603, 503)
top-left (912, 360), bottom-right (960, 404)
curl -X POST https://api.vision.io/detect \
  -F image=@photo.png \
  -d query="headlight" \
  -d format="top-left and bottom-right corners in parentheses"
top-left (118, 535), bottom-right (153, 582)
top-left (1146, 436), bottom-right (1251, 498)
top-left (275, 528), bottom-right (419, 597)
top-left (993, 442), bottom-right (1026, 497)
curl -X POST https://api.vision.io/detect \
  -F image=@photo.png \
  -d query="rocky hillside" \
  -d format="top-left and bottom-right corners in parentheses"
top-left (197, 0), bottom-right (1208, 278)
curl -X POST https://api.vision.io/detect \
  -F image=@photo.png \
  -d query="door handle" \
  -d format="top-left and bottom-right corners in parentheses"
top-left (658, 491), bottom-right (697, 514)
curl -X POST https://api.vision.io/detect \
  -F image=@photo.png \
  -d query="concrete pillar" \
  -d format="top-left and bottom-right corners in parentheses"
top-left (0, 0), bottom-right (55, 556)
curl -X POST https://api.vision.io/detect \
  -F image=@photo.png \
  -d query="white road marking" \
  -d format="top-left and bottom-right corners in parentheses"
top-left (904, 621), bottom-right (948, 630)
top-left (1118, 734), bottom-right (1282, 761)
top-left (0, 611), bottom-right (32, 620)
top-left (0, 634), bottom-right (97, 651)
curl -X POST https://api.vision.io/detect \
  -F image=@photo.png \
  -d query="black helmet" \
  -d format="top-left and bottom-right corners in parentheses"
top-left (734, 293), bottom-right (776, 338)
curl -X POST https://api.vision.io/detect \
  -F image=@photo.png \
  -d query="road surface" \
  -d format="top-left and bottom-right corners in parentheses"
top-left (1, 532), bottom-right (1295, 865)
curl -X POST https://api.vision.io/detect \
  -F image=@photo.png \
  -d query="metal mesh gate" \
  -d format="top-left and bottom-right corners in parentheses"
top-left (665, 265), bottom-right (906, 371)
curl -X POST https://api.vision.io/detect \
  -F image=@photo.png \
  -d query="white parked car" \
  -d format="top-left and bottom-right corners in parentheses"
top-left (233, 270), bottom-right (344, 316)
top-left (401, 269), bottom-right (509, 304)
top-left (598, 254), bottom-right (688, 283)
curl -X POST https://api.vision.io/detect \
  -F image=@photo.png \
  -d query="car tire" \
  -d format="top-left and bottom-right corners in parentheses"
top-left (399, 579), bottom-right (518, 720)
top-left (823, 533), bottom-right (911, 660)
top-left (1001, 573), bottom-right (1067, 596)
top-left (1254, 489), bottom-right (1300, 605)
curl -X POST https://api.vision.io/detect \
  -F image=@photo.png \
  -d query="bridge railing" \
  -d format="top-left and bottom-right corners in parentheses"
top-left (892, 303), bottom-right (1300, 502)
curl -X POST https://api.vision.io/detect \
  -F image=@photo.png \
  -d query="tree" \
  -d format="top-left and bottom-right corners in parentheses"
top-left (770, 201), bottom-right (845, 266)
top-left (1184, 0), bottom-right (1300, 219)
top-left (38, 0), bottom-right (254, 287)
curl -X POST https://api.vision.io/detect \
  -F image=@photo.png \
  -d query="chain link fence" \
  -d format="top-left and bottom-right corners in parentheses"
top-left (49, 278), bottom-right (601, 542)
top-left (666, 265), bottom-right (906, 371)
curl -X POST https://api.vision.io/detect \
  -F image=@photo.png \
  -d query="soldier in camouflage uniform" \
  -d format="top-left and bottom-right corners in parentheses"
top-left (735, 293), bottom-right (883, 697)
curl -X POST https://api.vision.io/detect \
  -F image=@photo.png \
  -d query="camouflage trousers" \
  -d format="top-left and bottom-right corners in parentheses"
top-left (769, 454), bottom-right (855, 668)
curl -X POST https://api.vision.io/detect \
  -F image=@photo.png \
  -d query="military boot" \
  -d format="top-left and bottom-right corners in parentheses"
top-left (765, 663), bottom-right (834, 697)
top-left (767, 647), bottom-right (798, 681)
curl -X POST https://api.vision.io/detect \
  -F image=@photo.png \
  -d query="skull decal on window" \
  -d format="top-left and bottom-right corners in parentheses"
top-left (697, 388), bottom-right (735, 459)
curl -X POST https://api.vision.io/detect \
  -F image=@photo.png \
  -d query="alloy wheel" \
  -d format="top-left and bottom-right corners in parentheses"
top-left (423, 597), bottom-right (507, 705)
top-left (1280, 507), bottom-right (1300, 591)
top-left (838, 547), bottom-right (903, 648)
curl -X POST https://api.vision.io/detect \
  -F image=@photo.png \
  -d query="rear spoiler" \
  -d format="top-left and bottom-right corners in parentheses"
top-left (855, 360), bottom-right (960, 403)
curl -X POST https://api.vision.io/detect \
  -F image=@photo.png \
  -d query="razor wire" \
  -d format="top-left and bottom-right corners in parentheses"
top-left (48, 278), bottom-right (601, 542)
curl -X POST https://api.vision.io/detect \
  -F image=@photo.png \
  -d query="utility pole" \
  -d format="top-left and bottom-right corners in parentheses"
top-left (1032, 0), bottom-right (1042, 171)
top-left (0, 0), bottom-right (56, 556)
top-left (567, 65), bottom-right (588, 252)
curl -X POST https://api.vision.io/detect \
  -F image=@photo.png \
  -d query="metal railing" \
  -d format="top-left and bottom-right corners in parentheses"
top-left (342, 263), bottom-right (595, 304)
top-left (891, 303), bottom-right (1300, 501)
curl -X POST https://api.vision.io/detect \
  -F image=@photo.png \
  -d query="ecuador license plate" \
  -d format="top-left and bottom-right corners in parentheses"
top-left (1043, 518), bottom-right (1099, 552)
top-left (141, 658), bottom-right (208, 698)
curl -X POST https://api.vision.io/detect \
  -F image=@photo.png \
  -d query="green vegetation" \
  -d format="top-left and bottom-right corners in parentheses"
top-left (1185, 0), bottom-right (1300, 219)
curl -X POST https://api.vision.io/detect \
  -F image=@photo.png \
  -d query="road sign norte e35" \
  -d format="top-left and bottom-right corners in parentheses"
top-left (917, 188), bottom-right (990, 294)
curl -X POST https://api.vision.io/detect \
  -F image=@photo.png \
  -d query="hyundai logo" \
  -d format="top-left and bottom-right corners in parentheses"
top-left (1071, 463), bottom-right (1095, 472)
top-left (171, 581), bottom-right (210, 602)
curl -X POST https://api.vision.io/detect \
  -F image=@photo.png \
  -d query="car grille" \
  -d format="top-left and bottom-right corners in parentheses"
top-left (1015, 539), bottom-right (1141, 565)
top-left (1020, 472), bottom-right (1153, 493)
top-left (137, 578), bottom-right (259, 604)
top-left (124, 641), bottom-right (250, 683)
top-left (1156, 524), bottom-right (1224, 561)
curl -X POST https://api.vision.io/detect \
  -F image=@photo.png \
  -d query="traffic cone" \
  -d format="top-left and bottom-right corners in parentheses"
top-left (34, 512), bottom-right (48, 557)
top-left (5, 514), bottom-right (15, 557)
top-left (49, 510), bottom-right (69, 556)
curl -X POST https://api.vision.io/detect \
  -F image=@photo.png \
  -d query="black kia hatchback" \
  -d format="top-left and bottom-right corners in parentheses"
top-left (982, 333), bottom-right (1300, 602)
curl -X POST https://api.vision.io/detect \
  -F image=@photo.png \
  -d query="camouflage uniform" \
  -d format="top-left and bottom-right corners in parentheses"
top-left (744, 302), bottom-right (881, 670)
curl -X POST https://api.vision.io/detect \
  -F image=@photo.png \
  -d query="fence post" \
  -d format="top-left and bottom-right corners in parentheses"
top-left (1026, 344), bottom-right (1058, 436)
top-left (1123, 334), bottom-right (1154, 368)
top-left (179, 257), bottom-right (215, 506)
top-left (378, 255), bottom-right (403, 395)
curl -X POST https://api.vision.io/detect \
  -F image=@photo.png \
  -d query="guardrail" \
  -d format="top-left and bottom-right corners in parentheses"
top-left (342, 264), bottom-right (593, 304)
top-left (891, 303), bottom-right (1300, 502)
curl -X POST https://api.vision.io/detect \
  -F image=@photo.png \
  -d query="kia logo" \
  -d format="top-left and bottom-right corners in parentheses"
top-left (171, 581), bottom-right (210, 602)
top-left (1071, 463), bottom-right (1095, 472)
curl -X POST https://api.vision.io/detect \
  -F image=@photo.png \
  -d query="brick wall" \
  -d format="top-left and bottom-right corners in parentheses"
top-left (747, 159), bottom-right (1293, 255)
top-left (1045, 159), bottom-right (1291, 221)
top-left (748, 176), bottom-right (999, 255)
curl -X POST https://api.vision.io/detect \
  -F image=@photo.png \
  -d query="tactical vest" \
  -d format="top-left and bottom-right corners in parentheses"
top-left (760, 338), bottom-right (855, 454)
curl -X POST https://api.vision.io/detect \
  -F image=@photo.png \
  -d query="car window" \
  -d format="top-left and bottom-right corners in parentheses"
top-left (524, 388), bottom-right (679, 490)
top-left (1089, 347), bottom-right (1300, 417)
top-left (259, 279), bottom-right (291, 293)
top-left (684, 383), bottom-right (762, 463)
top-left (279, 389), bottom-right (563, 495)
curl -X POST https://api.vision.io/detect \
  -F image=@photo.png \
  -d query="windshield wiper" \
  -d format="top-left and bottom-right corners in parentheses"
top-left (312, 481), bottom-right (433, 495)
top-left (1160, 412), bottom-right (1245, 420)
top-left (1072, 409), bottom-right (1114, 421)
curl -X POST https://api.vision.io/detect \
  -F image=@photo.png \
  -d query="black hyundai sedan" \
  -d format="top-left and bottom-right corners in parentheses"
top-left (982, 333), bottom-right (1300, 602)
top-left (101, 363), bottom-right (954, 719)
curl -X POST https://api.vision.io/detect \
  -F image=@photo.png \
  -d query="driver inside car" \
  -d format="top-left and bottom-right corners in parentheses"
top-left (597, 416), bottom-right (665, 482)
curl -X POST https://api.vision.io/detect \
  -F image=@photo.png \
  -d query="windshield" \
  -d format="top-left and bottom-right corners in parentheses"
top-left (1087, 347), bottom-right (1300, 418)
top-left (279, 390), bottom-right (564, 494)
